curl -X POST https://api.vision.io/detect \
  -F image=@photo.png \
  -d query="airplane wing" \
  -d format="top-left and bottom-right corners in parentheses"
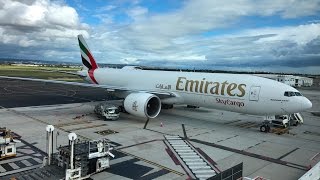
top-left (0, 76), bottom-right (175, 98)
top-left (39, 69), bottom-right (87, 77)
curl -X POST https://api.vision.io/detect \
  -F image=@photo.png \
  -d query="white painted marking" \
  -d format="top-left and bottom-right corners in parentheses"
top-left (8, 162), bottom-right (19, 170)
top-left (0, 164), bottom-right (42, 177)
top-left (21, 160), bottom-right (32, 167)
top-left (0, 156), bottom-right (29, 164)
top-left (0, 165), bottom-right (6, 173)
top-left (33, 158), bottom-right (42, 163)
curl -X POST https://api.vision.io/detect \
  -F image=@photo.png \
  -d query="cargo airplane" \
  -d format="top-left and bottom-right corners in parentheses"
top-left (0, 35), bottom-right (312, 119)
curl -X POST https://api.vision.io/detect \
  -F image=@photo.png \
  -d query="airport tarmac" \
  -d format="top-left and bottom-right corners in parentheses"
top-left (0, 78), bottom-right (113, 108)
top-left (0, 79), bottom-right (320, 180)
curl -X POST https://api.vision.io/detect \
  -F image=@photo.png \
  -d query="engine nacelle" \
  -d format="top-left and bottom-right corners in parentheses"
top-left (124, 93), bottom-right (161, 118)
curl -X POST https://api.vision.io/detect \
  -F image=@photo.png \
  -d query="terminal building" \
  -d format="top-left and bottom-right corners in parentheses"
top-left (253, 74), bottom-right (313, 87)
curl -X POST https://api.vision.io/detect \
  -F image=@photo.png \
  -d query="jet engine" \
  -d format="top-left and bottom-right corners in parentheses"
top-left (124, 93), bottom-right (161, 118)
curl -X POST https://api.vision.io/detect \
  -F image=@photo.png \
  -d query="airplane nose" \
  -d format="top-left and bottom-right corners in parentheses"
top-left (301, 98), bottom-right (312, 110)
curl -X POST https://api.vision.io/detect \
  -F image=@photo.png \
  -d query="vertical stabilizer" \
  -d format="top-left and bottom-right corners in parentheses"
top-left (78, 35), bottom-right (98, 70)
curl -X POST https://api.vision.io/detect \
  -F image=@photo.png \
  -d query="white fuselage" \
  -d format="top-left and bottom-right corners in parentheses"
top-left (85, 68), bottom-right (312, 115)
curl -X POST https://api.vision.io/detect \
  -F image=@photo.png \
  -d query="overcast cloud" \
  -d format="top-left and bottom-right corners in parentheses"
top-left (0, 0), bottom-right (319, 74)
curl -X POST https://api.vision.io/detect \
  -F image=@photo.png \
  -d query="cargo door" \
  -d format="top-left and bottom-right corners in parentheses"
top-left (249, 86), bottom-right (260, 101)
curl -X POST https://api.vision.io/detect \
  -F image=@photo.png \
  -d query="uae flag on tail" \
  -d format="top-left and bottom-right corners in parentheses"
top-left (78, 35), bottom-right (98, 70)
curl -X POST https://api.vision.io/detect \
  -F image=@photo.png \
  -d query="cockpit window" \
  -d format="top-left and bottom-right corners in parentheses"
top-left (284, 91), bottom-right (303, 97)
top-left (289, 92), bottom-right (295, 96)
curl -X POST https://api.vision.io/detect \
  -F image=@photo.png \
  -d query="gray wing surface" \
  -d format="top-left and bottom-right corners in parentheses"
top-left (39, 69), bottom-right (87, 77)
top-left (0, 76), bottom-right (175, 98)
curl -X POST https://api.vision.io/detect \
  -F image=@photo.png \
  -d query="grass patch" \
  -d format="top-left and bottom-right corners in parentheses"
top-left (0, 65), bottom-right (85, 82)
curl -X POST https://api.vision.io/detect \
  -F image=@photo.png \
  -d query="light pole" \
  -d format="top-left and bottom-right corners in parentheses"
top-left (68, 133), bottom-right (77, 170)
top-left (46, 125), bottom-right (54, 165)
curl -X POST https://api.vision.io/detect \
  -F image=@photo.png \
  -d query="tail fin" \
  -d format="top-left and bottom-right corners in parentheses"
top-left (78, 35), bottom-right (98, 70)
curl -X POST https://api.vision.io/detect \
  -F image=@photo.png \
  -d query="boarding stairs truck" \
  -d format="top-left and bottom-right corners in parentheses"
top-left (260, 113), bottom-right (303, 132)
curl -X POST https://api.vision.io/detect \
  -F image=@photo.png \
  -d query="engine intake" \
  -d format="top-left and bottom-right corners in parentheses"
top-left (124, 93), bottom-right (161, 118)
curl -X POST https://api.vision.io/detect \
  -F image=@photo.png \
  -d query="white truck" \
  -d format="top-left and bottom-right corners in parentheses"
top-left (94, 103), bottom-right (120, 121)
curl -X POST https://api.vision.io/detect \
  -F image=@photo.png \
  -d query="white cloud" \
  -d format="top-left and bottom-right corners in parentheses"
top-left (95, 0), bottom-right (320, 54)
top-left (98, 5), bottom-right (117, 12)
top-left (0, 0), bottom-right (88, 52)
top-left (120, 57), bottom-right (139, 64)
top-left (126, 6), bottom-right (148, 20)
top-left (197, 23), bottom-right (320, 61)
top-left (246, 24), bottom-right (320, 45)
top-left (90, 20), bottom-right (320, 71)
top-left (46, 4), bottom-right (80, 28)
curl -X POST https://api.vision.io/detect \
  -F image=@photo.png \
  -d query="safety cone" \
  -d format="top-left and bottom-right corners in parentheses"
top-left (160, 122), bottom-right (163, 127)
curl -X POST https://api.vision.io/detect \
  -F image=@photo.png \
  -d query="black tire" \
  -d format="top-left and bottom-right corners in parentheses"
top-left (266, 125), bottom-right (270, 132)
top-left (260, 125), bottom-right (267, 132)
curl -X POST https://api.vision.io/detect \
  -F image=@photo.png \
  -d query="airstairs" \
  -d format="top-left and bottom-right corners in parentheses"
top-left (164, 135), bottom-right (218, 179)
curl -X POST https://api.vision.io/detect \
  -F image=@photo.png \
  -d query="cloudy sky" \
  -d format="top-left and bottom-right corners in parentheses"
top-left (0, 0), bottom-right (320, 74)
